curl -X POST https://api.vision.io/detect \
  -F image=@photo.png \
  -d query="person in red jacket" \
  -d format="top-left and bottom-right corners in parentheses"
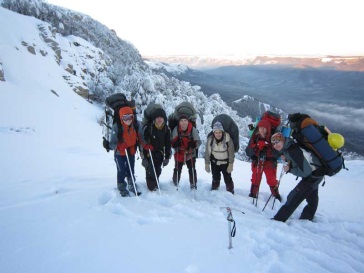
top-left (246, 119), bottom-right (282, 201)
top-left (171, 114), bottom-right (201, 189)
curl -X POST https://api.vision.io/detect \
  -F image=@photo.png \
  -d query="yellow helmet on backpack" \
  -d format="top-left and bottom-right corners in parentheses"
top-left (328, 133), bottom-right (345, 150)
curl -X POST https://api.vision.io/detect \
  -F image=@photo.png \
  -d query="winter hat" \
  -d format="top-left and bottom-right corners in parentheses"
top-left (152, 108), bottom-right (166, 121)
top-left (257, 119), bottom-right (271, 135)
top-left (178, 114), bottom-right (189, 121)
top-left (271, 132), bottom-right (285, 144)
top-left (212, 121), bottom-right (224, 132)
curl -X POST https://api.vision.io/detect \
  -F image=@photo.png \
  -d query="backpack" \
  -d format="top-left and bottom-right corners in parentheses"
top-left (103, 93), bottom-right (139, 145)
top-left (246, 111), bottom-right (281, 158)
top-left (288, 113), bottom-right (345, 177)
top-left (248, 110), bottom-right (281, 137)
top-left (209, 114), bottom-right (240, 153)
top-left (142, 103), bottom-right (164, 127)
top-left (168, 101), bottom-right (197, 132)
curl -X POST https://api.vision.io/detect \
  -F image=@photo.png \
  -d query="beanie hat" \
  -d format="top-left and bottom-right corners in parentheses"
top-left (257, 119), bottom-right (271, 135)
top-left (178, 114), bottom-right (189, 121)
top-left (212, 121), bottom-right (224, 132)
top-left (271, 132), bottom-right (285, 143)
top-left (152, 108), bottom-right (166, 120)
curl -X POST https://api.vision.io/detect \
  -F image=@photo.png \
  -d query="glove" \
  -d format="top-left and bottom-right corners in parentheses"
top-left (118, 142), bottom-right (128, 152)
top-left (188, 140), bottom-right (196, 149)
top-left (163, 158), bottom-right (169, 167)
top-left (205, 163), bottom-right (211, 173)
top-left (143, 144), bottom-right (154, 151)
top-left (227, 163), bottom-right (233, 173)
top-left (142, 158), bottom-right (148, 168)
top-left (103, 137), bottom-right (110, 152)
top-left (172, 137), bottom-right (181, 148)
top-left (257, 140), bottom-right (267, 150)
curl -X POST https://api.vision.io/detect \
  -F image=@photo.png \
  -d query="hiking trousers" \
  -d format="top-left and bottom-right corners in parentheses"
top-left (211, 162), bottom-right (234, 193)
top-left (146, 152), bottom-right (163, 191)
top-left (172, 157), bottom-right (197, 187)
top-left (274, 175), bottom-right (323, 222)
top-left (114, 153), bottom-right (135, 188)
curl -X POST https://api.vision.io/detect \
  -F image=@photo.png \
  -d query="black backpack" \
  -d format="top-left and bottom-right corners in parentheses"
top-left (288, 113), bottom-right (346, 177)
top-left (209, 114), bottom-right (240, 153)
top-left (102, 93), bottom-right (139, 151)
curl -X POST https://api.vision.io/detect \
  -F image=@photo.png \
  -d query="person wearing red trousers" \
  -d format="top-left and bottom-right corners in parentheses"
top-left (246, 119), bottom-right (282, 201)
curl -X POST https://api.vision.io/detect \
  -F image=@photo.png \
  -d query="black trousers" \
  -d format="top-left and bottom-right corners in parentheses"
top-left (145, 152), bottom-right (164, 191)
top-left (274, 175), bottom-right (323, 222)
top-left (173, 157), bottom-right (197, 186)
top-left (211, 162), bottom-right (234, 192)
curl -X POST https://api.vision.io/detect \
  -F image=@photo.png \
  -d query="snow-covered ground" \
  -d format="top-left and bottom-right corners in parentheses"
top-left (1, 7), bottom-right (363, 273)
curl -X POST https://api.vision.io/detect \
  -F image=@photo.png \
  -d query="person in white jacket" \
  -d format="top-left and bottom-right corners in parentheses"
top-left (204, 121), bottom-right (235, 194)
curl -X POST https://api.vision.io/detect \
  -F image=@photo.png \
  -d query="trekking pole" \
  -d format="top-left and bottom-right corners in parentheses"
top-left (262, 194), bottom-right (273, 212)
top-left (190, 151), bottom-right (197, 200)
top-left (254, 155), bottom-right (265, 207)
top-left (262, 164), bottom-right (285, 211)
top-left (148, 149), bottom-right (161, 195)
top-left (176, 148), bottom-right (180, 191)
top-left (271, 162), bottom-right (286, 210)
top-left (125, 149), bottom-right (138, 198)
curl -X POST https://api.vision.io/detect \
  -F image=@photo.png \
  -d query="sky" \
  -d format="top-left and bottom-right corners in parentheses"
top-left (1, 7), bottom-right (364, 273)
top-left (45, 0), bottom-right (364, 56)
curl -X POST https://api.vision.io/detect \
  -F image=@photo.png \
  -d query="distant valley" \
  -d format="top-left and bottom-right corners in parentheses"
top-left (146, 55), bottom-right (364, 156)
top-left (145, 55), bottom-right (364, 71)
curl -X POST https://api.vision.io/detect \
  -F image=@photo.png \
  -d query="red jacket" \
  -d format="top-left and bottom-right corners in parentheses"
top-left (171, 122), bottom-right (196, 163)
top-left (249, 119), bottom-right (277, 169)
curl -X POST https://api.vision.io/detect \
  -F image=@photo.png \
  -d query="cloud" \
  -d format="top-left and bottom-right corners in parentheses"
top-left (305, 102), bottom-right (364, 131)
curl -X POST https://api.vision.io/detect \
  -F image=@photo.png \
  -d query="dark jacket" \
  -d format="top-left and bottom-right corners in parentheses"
top-left (143, 122), bottom-right (171, 160)
top-left (282, 138), bottom-right (322, 178)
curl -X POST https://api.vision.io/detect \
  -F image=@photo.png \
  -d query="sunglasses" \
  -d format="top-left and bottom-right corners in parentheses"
top-left (271, 135), bottom-right (284, 144)
top-left (122, 114), bottom-right (133, 122)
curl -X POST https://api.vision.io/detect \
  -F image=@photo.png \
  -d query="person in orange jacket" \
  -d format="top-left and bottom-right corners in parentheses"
top-left (109, 106), bottom-right (142, 197)
top-left (245, 119), bottom-right (282, 201)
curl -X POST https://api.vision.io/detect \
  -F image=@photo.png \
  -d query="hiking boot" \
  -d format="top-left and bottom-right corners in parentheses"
top-left (250, 184), bottom-right (259, 197)
top-left (270, 186), bottom-right (281, 201)
top-left (190, 185), bottom-right (197, 190)
top-left (275, 194), bottom-right (282, 202)
top-left (211, 180), bottom-right (220, 190)
top-left (172, 168), bottom-right (181, 186)
top-left (226, 180), bottom-right (234, 194)
top-left (127, 177), bottom-right (140, 193)
top-left (249, 192), bottom-right (257, 198)
top-left (119, 189), bottom-right (130, 197)
top-left (117, 181), bottom-right (127, 191)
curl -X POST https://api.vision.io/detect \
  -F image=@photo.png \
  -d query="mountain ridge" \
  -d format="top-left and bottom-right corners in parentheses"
top-left (144, 55), bottom-right (364, 70)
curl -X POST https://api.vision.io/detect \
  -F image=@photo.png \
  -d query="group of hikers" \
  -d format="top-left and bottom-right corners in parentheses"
top-left (104, 99), bottom-right (343, 223)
